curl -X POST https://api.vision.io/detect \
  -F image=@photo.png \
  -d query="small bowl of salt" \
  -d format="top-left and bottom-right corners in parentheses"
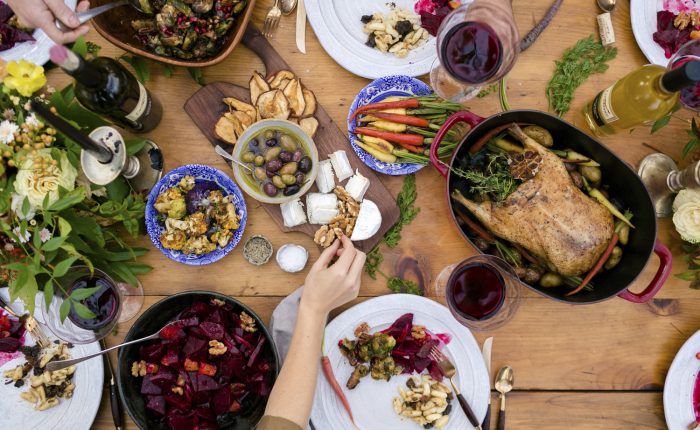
top-left (276, 244), bottom-right (309, 273)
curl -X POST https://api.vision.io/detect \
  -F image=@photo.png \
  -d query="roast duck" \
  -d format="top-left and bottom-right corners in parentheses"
top-left (452, 124), bottom-right (614, 277)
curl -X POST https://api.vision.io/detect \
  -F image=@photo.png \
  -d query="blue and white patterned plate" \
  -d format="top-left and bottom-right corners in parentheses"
top-left (145, 165), bottom-right (247, 266)
top-left (348, 75), bottom-right (431, 176)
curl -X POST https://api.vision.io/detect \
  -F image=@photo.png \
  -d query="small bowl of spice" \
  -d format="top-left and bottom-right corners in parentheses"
top-left (243, 235), bottom-right (273, 266)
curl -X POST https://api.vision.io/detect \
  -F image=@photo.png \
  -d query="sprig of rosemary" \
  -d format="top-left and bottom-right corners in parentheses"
top-left (449, 152), bottom-right (519, 203)
top-left (546, 35), bottom-right (617, 116)
top-left (364, 175), bottom-right (422, 295)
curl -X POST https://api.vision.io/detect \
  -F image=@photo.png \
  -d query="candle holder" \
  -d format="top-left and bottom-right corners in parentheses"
top-left (638, 153), bottom-right (700, 217)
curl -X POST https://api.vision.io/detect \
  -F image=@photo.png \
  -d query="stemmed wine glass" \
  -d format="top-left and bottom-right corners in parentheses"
top-left (668, 38), bottom-right (700, 111)
top-left (41, 266), bottom-right (144, 344)
top-left (429, 0), bottom-right (520, 104)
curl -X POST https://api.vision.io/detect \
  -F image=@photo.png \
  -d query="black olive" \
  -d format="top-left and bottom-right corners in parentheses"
top-left (292, 150), bottom-right (303, 162)
top-left (295, 172), bottom-right (305, 185)
top-left (298, 156), bottom-right (312, 173)
top-left (283, 184), bottom-right (301, 196)
top-left (263, 182), bottom-right (278, 197)
top-left (249, 138), bottom-right (259, 148)
top-left (279, 151), bottom-right (293, 163)
top-left (360, 14), bottom-right (373, 24)
top-left (267, 159), bottom-right (283, 172)
top-left (265, 138), bottom-right (278, 147)
top-left (395, 20), bottom-right (413, 39)
top-left (365, 34), bottom-right (376, 48)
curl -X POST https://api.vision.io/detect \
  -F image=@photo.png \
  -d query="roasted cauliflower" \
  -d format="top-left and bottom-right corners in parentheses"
top-left (182, 235), bottom-right (216, 255)
top-left (160, 230), bottom-right (187, 250)
top-left (154, 187), bottom-right (187, 219)
top-left (179, 175), bottom-right (195, 191)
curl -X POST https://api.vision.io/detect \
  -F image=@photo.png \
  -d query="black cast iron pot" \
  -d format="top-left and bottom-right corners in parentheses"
top-left (429, 109), bottom-right (672, 304)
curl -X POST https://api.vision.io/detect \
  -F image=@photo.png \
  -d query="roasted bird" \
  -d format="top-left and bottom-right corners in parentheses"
top-left (452, 124), bottom-right (614, 276)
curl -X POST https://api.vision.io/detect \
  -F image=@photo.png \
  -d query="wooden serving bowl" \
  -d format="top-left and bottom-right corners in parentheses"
top-left (91, 0), bottom-right (256, 67)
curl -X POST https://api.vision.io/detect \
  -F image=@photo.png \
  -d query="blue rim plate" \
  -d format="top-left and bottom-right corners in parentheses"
top-left (347, 75), bottom-right (431, 176)
top-left (145, 164), bottom-right (247, 266)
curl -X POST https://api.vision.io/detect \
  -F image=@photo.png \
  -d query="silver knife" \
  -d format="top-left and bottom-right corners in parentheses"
top-left (296, 0), bottom-right (306, 54)
top-left (482, 337), bottom-right (493, 429)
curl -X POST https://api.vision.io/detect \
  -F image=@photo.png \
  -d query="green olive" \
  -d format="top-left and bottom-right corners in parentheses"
top-left (279, 162), bottom-right (298, 175)
top-left (523, 125), bottom-right (553, 147)
top-left (604, 246), bottom-right (623, 270)
top-left (279, 134), bottom-right (297, 152)
top-left (539, 272), bottom-right (563, 288)
top-left (281, 174), bottom-right (297, 185)
top-left (579, 166), bottom-right (602, 184)
top-left (272, 175), bottom-right (286, 189)
top-left (264, 130), bottom-right (274, 139)
top-left (254, 155), bottom-right (265, 167)
top-left (617, 224), bottom-right (630, 245)
top-left (254, 167), bottom-right (267, 181)
top-left (241, 152), bottom-right (255, 163)
top-left (264, 147), bottom-right (282, 162)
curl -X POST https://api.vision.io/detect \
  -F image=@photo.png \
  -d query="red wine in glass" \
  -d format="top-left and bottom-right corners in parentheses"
top-left (671, 55), bottom-right (700, 111)
top-left (67, 275), bottom-right (121, 331)
top-left (447, 262), bottom-right (505, 320)
top-left (441, 21), bottom-right (503, 84)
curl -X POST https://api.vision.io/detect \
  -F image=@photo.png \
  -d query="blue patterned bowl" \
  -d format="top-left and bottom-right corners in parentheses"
top-left (347, 75), bottom-right (432, 176)
top-left (145, 165), bottom-right (247, 266)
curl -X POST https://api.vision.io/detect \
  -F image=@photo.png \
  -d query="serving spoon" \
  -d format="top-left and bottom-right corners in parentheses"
top-left (56, 0), bottom-right (150, 32)
top-left (280, 0), bottom-right (298, 15)
top-left (596, 0), bottom-right (617, 12)
top-left (215, 145), bottom-right (254, 173)
top-left (495, 365), bottom-right (514, 430)
top-left (45, 319), bottom-right (183, 372)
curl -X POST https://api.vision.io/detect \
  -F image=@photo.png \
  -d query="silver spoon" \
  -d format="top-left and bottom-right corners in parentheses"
top-left (495, 365), bottom-right (514, 430)
top-left (597, 0), bottom-right (617, 13)
top-left (280, 0), bottom-right (298, 15)
top-left (56, 0), bottom-right (148, 32)
top-left (45, 320), bottom-right (183, 372)
top-left (214, 145), bottom-right (254, 173)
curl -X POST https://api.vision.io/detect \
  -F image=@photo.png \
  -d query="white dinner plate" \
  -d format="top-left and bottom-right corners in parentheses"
top-left (664, 329), bottom-right (700, 429)
top-left (305, 0), bottom-right (437, 79)
top-left (311, 294), bottom-right (490, 430)
top-left (0, 288), bottom-right (103, 430)
top-left (0, 0), bottom-right (77, 65)
top-left (631, 0), bottom-right (674, 66)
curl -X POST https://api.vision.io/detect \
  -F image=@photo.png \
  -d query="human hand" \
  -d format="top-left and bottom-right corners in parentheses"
top-left (7, 0), bottom-right (91, 44)
top-left (301, 236), bottom-right (366, 316)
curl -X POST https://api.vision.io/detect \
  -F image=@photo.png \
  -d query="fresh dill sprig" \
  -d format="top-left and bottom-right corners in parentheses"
top-left (546, 35), bottom-right (617, 116)
top-left (477, 84), bottom-right (498, 98)
top-left (449, 152), bottom-right (519, 203)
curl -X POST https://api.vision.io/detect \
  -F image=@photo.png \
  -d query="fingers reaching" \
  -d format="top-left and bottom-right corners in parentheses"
top-left (76, 1), bottom-right (91, 13)
top-left (334, 235), bottom-right (357, 272)
top-left (46, 0), bottom-right (80, 28)
top-left (349, 250), bottom-right (367, 284)
top-left (312, 238), bottom-right (341, 270)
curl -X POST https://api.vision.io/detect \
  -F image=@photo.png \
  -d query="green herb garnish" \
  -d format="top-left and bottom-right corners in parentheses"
top-left (546, 35), bottom-right (617, 116)
top-left (450, 152), bottom-right (519, 203)
top-left (477, 84), bottom-right (498, 98)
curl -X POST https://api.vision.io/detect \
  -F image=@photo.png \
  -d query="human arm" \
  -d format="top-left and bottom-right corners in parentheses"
top-left (6, 0), bottom-right (91, 44)
top-left (261, 236), bottom-right (366, 428)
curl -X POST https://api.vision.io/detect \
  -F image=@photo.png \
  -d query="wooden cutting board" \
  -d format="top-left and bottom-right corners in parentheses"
top-left (184, 26), bottom-right (400, 252)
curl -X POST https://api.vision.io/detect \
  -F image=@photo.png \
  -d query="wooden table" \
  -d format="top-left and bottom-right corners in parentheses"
top-left (49, 0), bottom-right (691, 428)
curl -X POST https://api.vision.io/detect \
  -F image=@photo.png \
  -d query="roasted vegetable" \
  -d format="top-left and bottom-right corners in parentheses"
top-left (603, 246), bottom-right (622, 270)
top-left (539, 272), bottom-right (563, 288)
top-left (579, 165), bottom-right (602, 184)
top-left (523, 125), bottom-right (553, 147)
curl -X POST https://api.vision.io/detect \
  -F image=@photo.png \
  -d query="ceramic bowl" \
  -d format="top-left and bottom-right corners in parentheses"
top-left (117, 291), bottom-right (279, 430)
top-left (145, 164), bottom-right (247, 265)
top-left (232, 119), bottom-right (319, 204)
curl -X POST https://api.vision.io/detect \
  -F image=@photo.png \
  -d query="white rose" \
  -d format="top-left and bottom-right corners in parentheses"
top-left (673, 202), bottom-right (700, 243)
top-left (10, 193), bottom-right (35, 220)
top-left (14, 149), bottom-right (78, 209)
top-left (673, 188), bottom-right (700, 212)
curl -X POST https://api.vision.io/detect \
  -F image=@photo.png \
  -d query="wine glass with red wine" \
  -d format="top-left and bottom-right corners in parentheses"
top-left (668, 39), bottom-right (700, 111)
top-left (430, 0), bottom-right (520, 103)
top-left (41, 267), bottom-right (144, 344)
top-left (430, 255), bottom-right (521, 331)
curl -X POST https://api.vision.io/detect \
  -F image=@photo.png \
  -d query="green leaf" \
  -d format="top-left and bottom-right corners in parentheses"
top-left (71, 36), bottom-right (88, 57)
top-left (18, 275), bottom-right (38, 315)
top-left (675, 270), bottom-right (697, 281)
top-left (60, 210), bottom-right (105, 247)
top-left (162, 64), bottom-right (174, 78)
top-left (106, 177), bottom-right (130, 202)
top-left (57, 216), bottom-right (72, 237)
top-left (53, 256), bottom-right (79, 278)
top-left (43, 279), bottom-right (54, 312)
top-left (188, 67), bottom-right (205, 86)
top-left (121, 55), bottom-right (150, 83)
top-left (21, 196), bottom-right (30, 218)
top-left (71, 300), bottom-right (96, 319)
top-left (69, 286), bottom-right (101, 300)
top-left (110, 262), bottom-right (139, 287)
top-left (124, 262), bottom-right (152, 275)
top-left (4, 262), bottom-right (29, 272)
top-left (47, 187), bottom-right (86, 212)
top-left (59, 298), bottom-right (71, 322)
top-left (651, 114), bottom-right (671, 134)
top-left (682, 137), bottom-right (700, 159)
top-left (42, 236), bottom-right (66, 252)
top-left (125, 138), bottom-right (148, 156)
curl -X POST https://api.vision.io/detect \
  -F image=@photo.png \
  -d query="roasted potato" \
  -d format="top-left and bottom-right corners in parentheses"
top-left (523, 125), bottom-right (553, 147)
top-left (540, 272), bottom-right (563, 288)
top-left (604, 246), bottom-right (622, 270)
top-left (579, 165), bottom-right (602, 184)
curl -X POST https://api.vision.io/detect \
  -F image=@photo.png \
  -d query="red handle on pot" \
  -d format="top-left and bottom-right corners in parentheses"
top-left (430, 111), bottom-right (485, 178)
top-left (617, 240), bottom-right (672, 304)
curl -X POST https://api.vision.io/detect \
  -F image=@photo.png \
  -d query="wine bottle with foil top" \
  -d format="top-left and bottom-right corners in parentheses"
top-left (583, 60), bottom-right (700, 136)
top-left (49, 45), bottom-right (162, 133)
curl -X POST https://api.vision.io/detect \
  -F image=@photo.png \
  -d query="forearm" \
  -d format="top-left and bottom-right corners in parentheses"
top-left (263, 301), bottom-right (327, 427)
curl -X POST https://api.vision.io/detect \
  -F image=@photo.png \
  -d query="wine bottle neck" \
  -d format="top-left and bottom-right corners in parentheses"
top-left (62, 56), bottom-right (105, 88)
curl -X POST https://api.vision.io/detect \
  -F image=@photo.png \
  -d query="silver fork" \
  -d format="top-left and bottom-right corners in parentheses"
top-left (430, 346), bottom-right (483, 430)
top-left (0, 296), bottom-right (51, 349)
top-left (262, 0), bottom-right (282, 38)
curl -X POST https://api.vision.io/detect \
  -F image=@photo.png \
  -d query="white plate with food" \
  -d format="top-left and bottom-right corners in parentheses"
top-left (311, 294), bottom-right (489, 430)
top-left (305, 0), bottom-right (436, 79)
top-left (630, 0), bottom-right (699, 66)
top-left (0, 0), bottom-right (77, 65)
top-left (0, 289), bottom-right (103, 430)
top-left (664, 329), bottom-right (700, 429)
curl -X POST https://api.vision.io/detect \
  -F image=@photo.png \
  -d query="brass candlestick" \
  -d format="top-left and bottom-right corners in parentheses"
top-left (638, 153), bottom-right (700, 217)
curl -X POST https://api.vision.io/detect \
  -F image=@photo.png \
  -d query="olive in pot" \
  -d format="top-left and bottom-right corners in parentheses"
top-left (299, 157), bottom-right (312, 173)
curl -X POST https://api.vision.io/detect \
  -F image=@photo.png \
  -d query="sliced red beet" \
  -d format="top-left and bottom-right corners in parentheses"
top-left (167, 411), bottom-right (196, 430)
top-left (192, 374), bottom-right (221, 392)
top-left (160, 349), bottom-right (180, 368)
top-left (382, 313), bottom-right (413, 342)
top-left (200, 321), bottom-right (224, 340)
top-left (141, 374), bottom-right (164, 395)
top-left (140, 343), bottom-right (166, 362)
top-left (164, 393), bottom-right (191, 411)
top-left (653, 10), bottom-right (692, 58)
top-left (194, 405), bottom-right (217, 422)
top-left (247, 336), bottom-right (266, 368)
top-left (146, 395), bottom-right (167, 415)
top-left (211, 387), bottom-right (233, 415)
top-left (428, 360), bottom-right (445, 381)
top-left (0, 336), bottom-right (20, 352)
top-left (183, 336), bottom-right (207, 356)
top-left (151, 370), bottom-right (177, 387)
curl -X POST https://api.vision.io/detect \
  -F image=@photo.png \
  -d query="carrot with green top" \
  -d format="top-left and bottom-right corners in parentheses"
top-left (353, 127), bottom-right (424, 146)
top-left (321, 337), bottom-right (356, 427)
top-left (566, 233), bottom-right (619, 296)
top-left (364, 112), bottom-right (431, 127)
top-left (349, 99), bottom-right (420, 120)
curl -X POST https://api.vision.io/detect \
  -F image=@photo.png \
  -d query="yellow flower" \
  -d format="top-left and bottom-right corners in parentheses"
top-left (0, 58), bottom-right (7, 81)
top-left (4, 60), bottom-right (46, 97)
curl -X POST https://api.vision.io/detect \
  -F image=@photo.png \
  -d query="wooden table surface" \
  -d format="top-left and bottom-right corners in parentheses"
top-left (44, 0), bottom-right (693, 428)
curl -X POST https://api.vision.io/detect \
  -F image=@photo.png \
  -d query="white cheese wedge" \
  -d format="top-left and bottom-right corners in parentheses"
top-left (315, 159), bottom-right (335, 193)
top-left (306, 193), bottom-right (339, 224)
top-left (280, 198), bottom-right (307, 227)
top-left (345, 170), bottom-right (370, 202)
top-left (329, 150), bottom-right (353, 181)
top-left (351, 199), bottom-right (382, 241)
